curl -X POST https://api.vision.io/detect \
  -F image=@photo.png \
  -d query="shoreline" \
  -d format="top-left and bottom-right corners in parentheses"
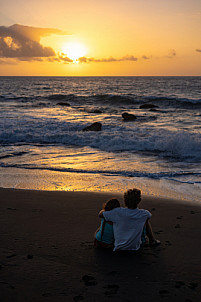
top-left (1, 166), bottom-right (201, 203)
top-left (0, 185), bottom-right (200, 205)
top-left (0, 187), bottom-right (201, 301)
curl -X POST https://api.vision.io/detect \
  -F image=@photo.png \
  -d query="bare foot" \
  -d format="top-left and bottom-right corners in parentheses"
top-left (149, 239), bottom-right (161, 246)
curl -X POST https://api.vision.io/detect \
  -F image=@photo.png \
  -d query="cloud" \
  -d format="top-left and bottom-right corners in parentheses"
top-left (0, 58), bottom-right (18, 65)
top-left (166, 49), bottom-right (176, 58)
top-left (58, 53), bottom-right (74, 63)
top-left (0, 24), bottom-right (63, 60)
top-left (78, 55), bottom-right (138, 63)
top-left (142, 55), bottom-right (150, 60)
top-left (196, 49), bottom-right (201, 53)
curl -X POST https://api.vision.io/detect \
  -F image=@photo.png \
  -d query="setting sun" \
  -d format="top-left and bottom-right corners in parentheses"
top-left (61, 41), bottom-right (87, 61)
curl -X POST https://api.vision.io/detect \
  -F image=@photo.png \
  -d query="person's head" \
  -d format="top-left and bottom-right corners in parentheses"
top-left (124, 188), bottom-right (141, 209)
top-left (103, 198), bottom-right (120, 211)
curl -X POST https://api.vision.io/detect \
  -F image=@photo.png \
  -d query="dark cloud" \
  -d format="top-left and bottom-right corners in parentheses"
top-left (0, 24), bottom-right (63, 59)
top-left (78, 55), bottom-right (138, 63)
top-left (196, 49), bottom-right (201, 53)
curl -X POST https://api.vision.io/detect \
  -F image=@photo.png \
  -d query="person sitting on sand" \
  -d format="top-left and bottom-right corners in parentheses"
top-left (99, 188), bottom-right (160, 252)
top-left (94, 198), bottom-right (120, 248)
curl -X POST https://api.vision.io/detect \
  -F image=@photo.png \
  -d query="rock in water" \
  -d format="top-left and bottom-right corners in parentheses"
top-left (56, 102), bottom-right (70, 106)
top-left (139, 104), bottom-right (159, 109)
top-left (93, 109), bottom-right (103, 113)
top-left (83, 122), bottom-right (102, 131)
top-left (122, 112), bottom-right (136, 121)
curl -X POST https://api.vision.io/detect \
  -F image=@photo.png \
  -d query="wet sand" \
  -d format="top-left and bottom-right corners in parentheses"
top-left (0, 188), bottom-right (200, 301)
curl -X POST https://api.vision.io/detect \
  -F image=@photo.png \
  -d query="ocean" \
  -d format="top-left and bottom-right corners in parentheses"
top-left (1, 76), bottom-right (201, 202)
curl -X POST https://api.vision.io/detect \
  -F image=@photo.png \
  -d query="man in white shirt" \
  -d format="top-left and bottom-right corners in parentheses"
top-left (99, 188), bottom-right (160, 252)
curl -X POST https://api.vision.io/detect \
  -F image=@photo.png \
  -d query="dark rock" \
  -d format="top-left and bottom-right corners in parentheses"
top-left (83, 122), bottom-right (102, 132)
top-left (122, 112), bottom-right (136, 121)
top-left (56, 102), bottom-right (70, 106)
top-left (93, 109), bottom-right (103, 113)
top-left (87, 109), bottom-right (103, 114)
top-left (140, 104), bottom-right (159, 109)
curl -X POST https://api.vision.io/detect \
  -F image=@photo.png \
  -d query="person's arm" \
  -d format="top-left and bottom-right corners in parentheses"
top-left (98, 209), bottom-right (105, 218)
top-left (102, 209), bottom-right (116, 222)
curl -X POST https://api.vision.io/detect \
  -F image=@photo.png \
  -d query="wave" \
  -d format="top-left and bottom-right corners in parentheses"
top-left (0, 151), bottom-right (29, 160)
top-left (1, 93), bottom-right (201, 109)
top-left (46, 93), bottom-right (201, 108)
top-left (1, 116), bottom-right (201, 162)
top-left (1, 162), bottom-right (200, 184)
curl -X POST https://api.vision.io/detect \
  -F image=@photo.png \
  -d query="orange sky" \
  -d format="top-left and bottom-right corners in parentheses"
top-left (0, 0), bottom-right (201, 76)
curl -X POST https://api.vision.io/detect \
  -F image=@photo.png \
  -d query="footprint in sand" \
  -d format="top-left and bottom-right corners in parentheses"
top-left (104, 284), bottom-right (119, 296)
top-left (188, 282), bottom-right (198, 290)
top-left (107, 271), bottom-right (118, 276)
top-left (32, 209), bottom-right (43, 212)
top-left (6, 254), bottom-right (17, 258)
top-left (175, 224), bottom-right (181, 228)
top-left (42, 293), bottom-right (52, 297)
top-left (190, 210), bottom-right (200, 214)
top-left (80, 241), bottom-right (94, 249)
top-left (81, 275), bottom-right (97, 286)
top-left (159, 289), bottom-right (169, 297)
top-left (27, 254), bottom-right (33, 259)
top-left (73, 294), bottom-right (84, 301)
top-left (174, 281), bottom-right (185, 288)
top-left (154, 230), bottom-right (163, 235)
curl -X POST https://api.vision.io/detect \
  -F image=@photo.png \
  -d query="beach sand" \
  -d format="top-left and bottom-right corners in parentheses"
top-left (0, 187), bottom-right (200, 301)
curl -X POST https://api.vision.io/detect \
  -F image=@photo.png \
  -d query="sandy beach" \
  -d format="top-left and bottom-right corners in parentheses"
top-left (0, 187), bottom-right (200, 301)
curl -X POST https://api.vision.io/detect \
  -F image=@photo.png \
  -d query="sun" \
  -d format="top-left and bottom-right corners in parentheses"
top-left (61, 42), bottom-right (87, 61)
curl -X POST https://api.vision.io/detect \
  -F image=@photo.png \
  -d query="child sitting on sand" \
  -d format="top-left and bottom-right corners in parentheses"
top-left (99, 188), bottom-right (160, 252)
top-left (94, 198), bottom-right (120, 248)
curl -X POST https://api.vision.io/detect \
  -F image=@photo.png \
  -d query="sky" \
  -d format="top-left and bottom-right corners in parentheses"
top-left (0, 0), bottom-right (201, 76)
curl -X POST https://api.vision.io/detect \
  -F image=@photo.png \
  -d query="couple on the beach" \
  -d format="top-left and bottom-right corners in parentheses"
top-left (94, 188), bottom-right (160, 252)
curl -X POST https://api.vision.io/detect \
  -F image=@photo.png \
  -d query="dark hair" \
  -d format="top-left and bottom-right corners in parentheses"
top-left (124, 188), bottom-right (141, 209)
top-left (103, 198), bottom-right (120, 211)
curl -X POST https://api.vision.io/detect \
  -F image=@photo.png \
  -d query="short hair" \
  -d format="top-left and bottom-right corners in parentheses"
top-left (103, 198), bottom-right (120, 211)
top-left (124, 189), bottom-right (141, 209)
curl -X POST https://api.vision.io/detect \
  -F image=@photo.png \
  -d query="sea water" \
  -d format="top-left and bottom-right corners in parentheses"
top-left (0, 76), bottom-right (201, 202)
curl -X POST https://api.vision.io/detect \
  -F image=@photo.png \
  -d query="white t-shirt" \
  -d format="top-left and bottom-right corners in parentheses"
top-left (103, 207), bottom-right (152, 251)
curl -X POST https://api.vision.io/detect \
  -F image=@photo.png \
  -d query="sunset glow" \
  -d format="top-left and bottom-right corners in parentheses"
top-left (61, 42), bottom-right (87, 62)
top-left (0, 0), bottom-right (201, 75)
